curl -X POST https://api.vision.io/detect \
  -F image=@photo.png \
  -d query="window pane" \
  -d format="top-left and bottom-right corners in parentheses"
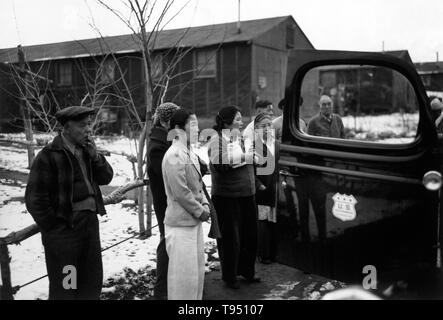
top-left (58, 62), bottom-right (72, 86)
top-left (196, 49), bottom-right (216, 77)
top-left (299, 64), bottom-right (419, 144)
top-left (101, 60), bottom-right (115, 83)
top-left (151, 55), bottom-right (163, 81)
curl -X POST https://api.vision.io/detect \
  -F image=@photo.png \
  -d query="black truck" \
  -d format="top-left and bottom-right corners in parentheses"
top-left (276, 49), bottom-right (443, 298)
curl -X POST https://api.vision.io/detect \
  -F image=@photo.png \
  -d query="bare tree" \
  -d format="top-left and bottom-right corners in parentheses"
top-left (0, 47), bottom-right (62, 166)
top-left (94, 0), bottom-right (200, 236)
top-left (4, 0), bottom-right (227, 236)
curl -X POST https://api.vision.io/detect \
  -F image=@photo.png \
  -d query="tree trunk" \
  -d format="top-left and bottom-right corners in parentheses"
top-left (140, 24), bottom-right (155, 238)
top-left (20, 74), bottom-right (35, 168)
top-left (137, 125), bottom-right (147, 235)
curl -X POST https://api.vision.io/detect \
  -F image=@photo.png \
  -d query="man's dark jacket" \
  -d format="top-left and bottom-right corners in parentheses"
top-left (307, 113), bottom-right (345, 139)
top-left (25, 135), bottom-right (113, 232)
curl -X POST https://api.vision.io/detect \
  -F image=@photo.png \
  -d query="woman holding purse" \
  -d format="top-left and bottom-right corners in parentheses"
top-left (207, 106), bottom-right (260, 290)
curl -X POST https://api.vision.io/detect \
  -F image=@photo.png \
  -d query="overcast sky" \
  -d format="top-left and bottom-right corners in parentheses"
top-left (1, 0), bottom-right (442, 62)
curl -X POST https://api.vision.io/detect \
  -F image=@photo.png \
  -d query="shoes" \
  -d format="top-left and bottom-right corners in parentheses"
top-left (243, 276), bottom-right (261, 283)
top-left (225, 281), bottom-right (240, 289)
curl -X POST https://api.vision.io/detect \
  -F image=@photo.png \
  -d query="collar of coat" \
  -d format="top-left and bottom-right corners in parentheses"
top-left (61, 133), bottom-right (77, 154)
top-left (46, 135), bottom-right (89, 157)
top-left (149, 125), bottom-right (169, 145)
top-left (46, 134), bottom-right (70, 151)
top-left (171, 139), bottom-right (201, 175)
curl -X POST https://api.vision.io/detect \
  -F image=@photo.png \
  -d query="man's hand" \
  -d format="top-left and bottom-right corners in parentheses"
top-left (199, 206), bottom-right (211, 222)
top-left (84, 136), bottom-right (99, 161)
top-left (258, 184), bottom-right (267, 191)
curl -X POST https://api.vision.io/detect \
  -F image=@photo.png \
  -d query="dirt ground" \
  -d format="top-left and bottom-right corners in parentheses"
top-left (203, 262), bottom-right (345, 300)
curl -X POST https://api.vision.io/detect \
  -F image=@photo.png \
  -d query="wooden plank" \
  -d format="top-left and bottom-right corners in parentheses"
top-left (0, 224), bottom-right (40, 246)
top-left (0, 139), bottom-right (37, 147)
top-left (0, 179), bottom-right (149, 245)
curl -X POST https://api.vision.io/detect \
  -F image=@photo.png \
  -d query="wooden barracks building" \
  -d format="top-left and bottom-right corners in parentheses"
top-left (0, 16), bottom-right (314, 132)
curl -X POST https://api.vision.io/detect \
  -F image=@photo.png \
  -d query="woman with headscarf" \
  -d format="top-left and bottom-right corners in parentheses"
top-left (207, 106), bottom-right (260, 289)
top-left (162, 109), bottom-right (210, 300)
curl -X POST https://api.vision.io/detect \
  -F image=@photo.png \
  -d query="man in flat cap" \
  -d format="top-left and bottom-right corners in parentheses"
top-left (25, 106), bottom-right (113, 300)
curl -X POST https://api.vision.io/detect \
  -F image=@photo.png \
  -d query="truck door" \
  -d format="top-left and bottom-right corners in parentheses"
top-left (277, 50), bottom-right (443, 288)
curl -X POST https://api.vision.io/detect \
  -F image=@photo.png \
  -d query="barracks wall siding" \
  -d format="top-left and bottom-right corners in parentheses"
top-left (166, 44), bottom-right (252, 118)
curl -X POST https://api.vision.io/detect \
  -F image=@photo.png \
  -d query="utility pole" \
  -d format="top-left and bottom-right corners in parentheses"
top-left (237, 0), bottom-right (241, 34)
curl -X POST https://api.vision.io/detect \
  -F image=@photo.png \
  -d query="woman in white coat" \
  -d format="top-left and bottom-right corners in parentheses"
top-left (162, 108), bottom-right (210, 300)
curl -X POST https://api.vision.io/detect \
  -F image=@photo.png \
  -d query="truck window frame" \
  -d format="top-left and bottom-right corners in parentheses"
top-left (286, 60), bottom-right (435, 154)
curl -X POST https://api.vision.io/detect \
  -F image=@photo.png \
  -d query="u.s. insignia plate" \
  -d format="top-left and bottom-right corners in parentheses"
top-left (332, 193), bottom-right (358, 221)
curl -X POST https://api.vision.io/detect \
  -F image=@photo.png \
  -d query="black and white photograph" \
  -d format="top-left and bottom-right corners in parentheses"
top-left (0, 0), bottom-right (443, 303)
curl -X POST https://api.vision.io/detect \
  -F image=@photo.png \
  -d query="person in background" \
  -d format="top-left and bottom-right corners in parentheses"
top-left (243, 100), bottom-right (274, 146)
top-left (162, 109), bottom-right (210, 300)
top-left (430, 96), bottom-right (443, 134)
top-left (25, 106), bottom-right (114, 300)
top-left (253, 113), bottom-right (279, 264)
top-left (147, 102), bottom-right (180, 300)
top-left (208, 106), bottom-right (260, 290)
top-left (307, 95), bottom-right (345, 139)
top-left (273, 95), bottom-right (307, 141)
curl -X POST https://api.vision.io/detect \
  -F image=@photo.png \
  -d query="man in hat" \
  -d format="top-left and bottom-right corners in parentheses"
top-left (147, 102), bottom-right (180, 300)
top-left (273, 95), bottom-right (307, 141)
top-left (243, 100), bottom-right (274, 142)
top-left (25, 106), bottom-right (114, 300)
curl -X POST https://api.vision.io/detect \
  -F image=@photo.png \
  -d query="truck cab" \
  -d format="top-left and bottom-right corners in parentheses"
top-left (276, 49), bottom-right (443, 298)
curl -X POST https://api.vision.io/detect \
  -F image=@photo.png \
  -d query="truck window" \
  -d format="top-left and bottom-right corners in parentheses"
top-left (298, 64), bottom-right (419, 144)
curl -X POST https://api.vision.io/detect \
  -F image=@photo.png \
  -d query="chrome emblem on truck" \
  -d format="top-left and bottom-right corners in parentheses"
top-left (332, 193), bottom-right (358, 221)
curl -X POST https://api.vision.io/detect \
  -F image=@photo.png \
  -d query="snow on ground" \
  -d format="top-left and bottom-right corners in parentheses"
top-left (342, 112), bottom-right (418, 143)
top-left (342, 112), bottom-right (418, 134)
top-left (0, 145), bottom-right (39, 174)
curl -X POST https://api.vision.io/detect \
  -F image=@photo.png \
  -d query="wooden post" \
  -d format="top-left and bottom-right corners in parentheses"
top-left (0, 244), bottom-right (13, 300)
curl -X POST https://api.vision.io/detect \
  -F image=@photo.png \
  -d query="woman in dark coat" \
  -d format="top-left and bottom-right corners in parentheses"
top-left (207, 106), bottom-right (260, 289)
top-left (147, 102), bottom-right (180, 300)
